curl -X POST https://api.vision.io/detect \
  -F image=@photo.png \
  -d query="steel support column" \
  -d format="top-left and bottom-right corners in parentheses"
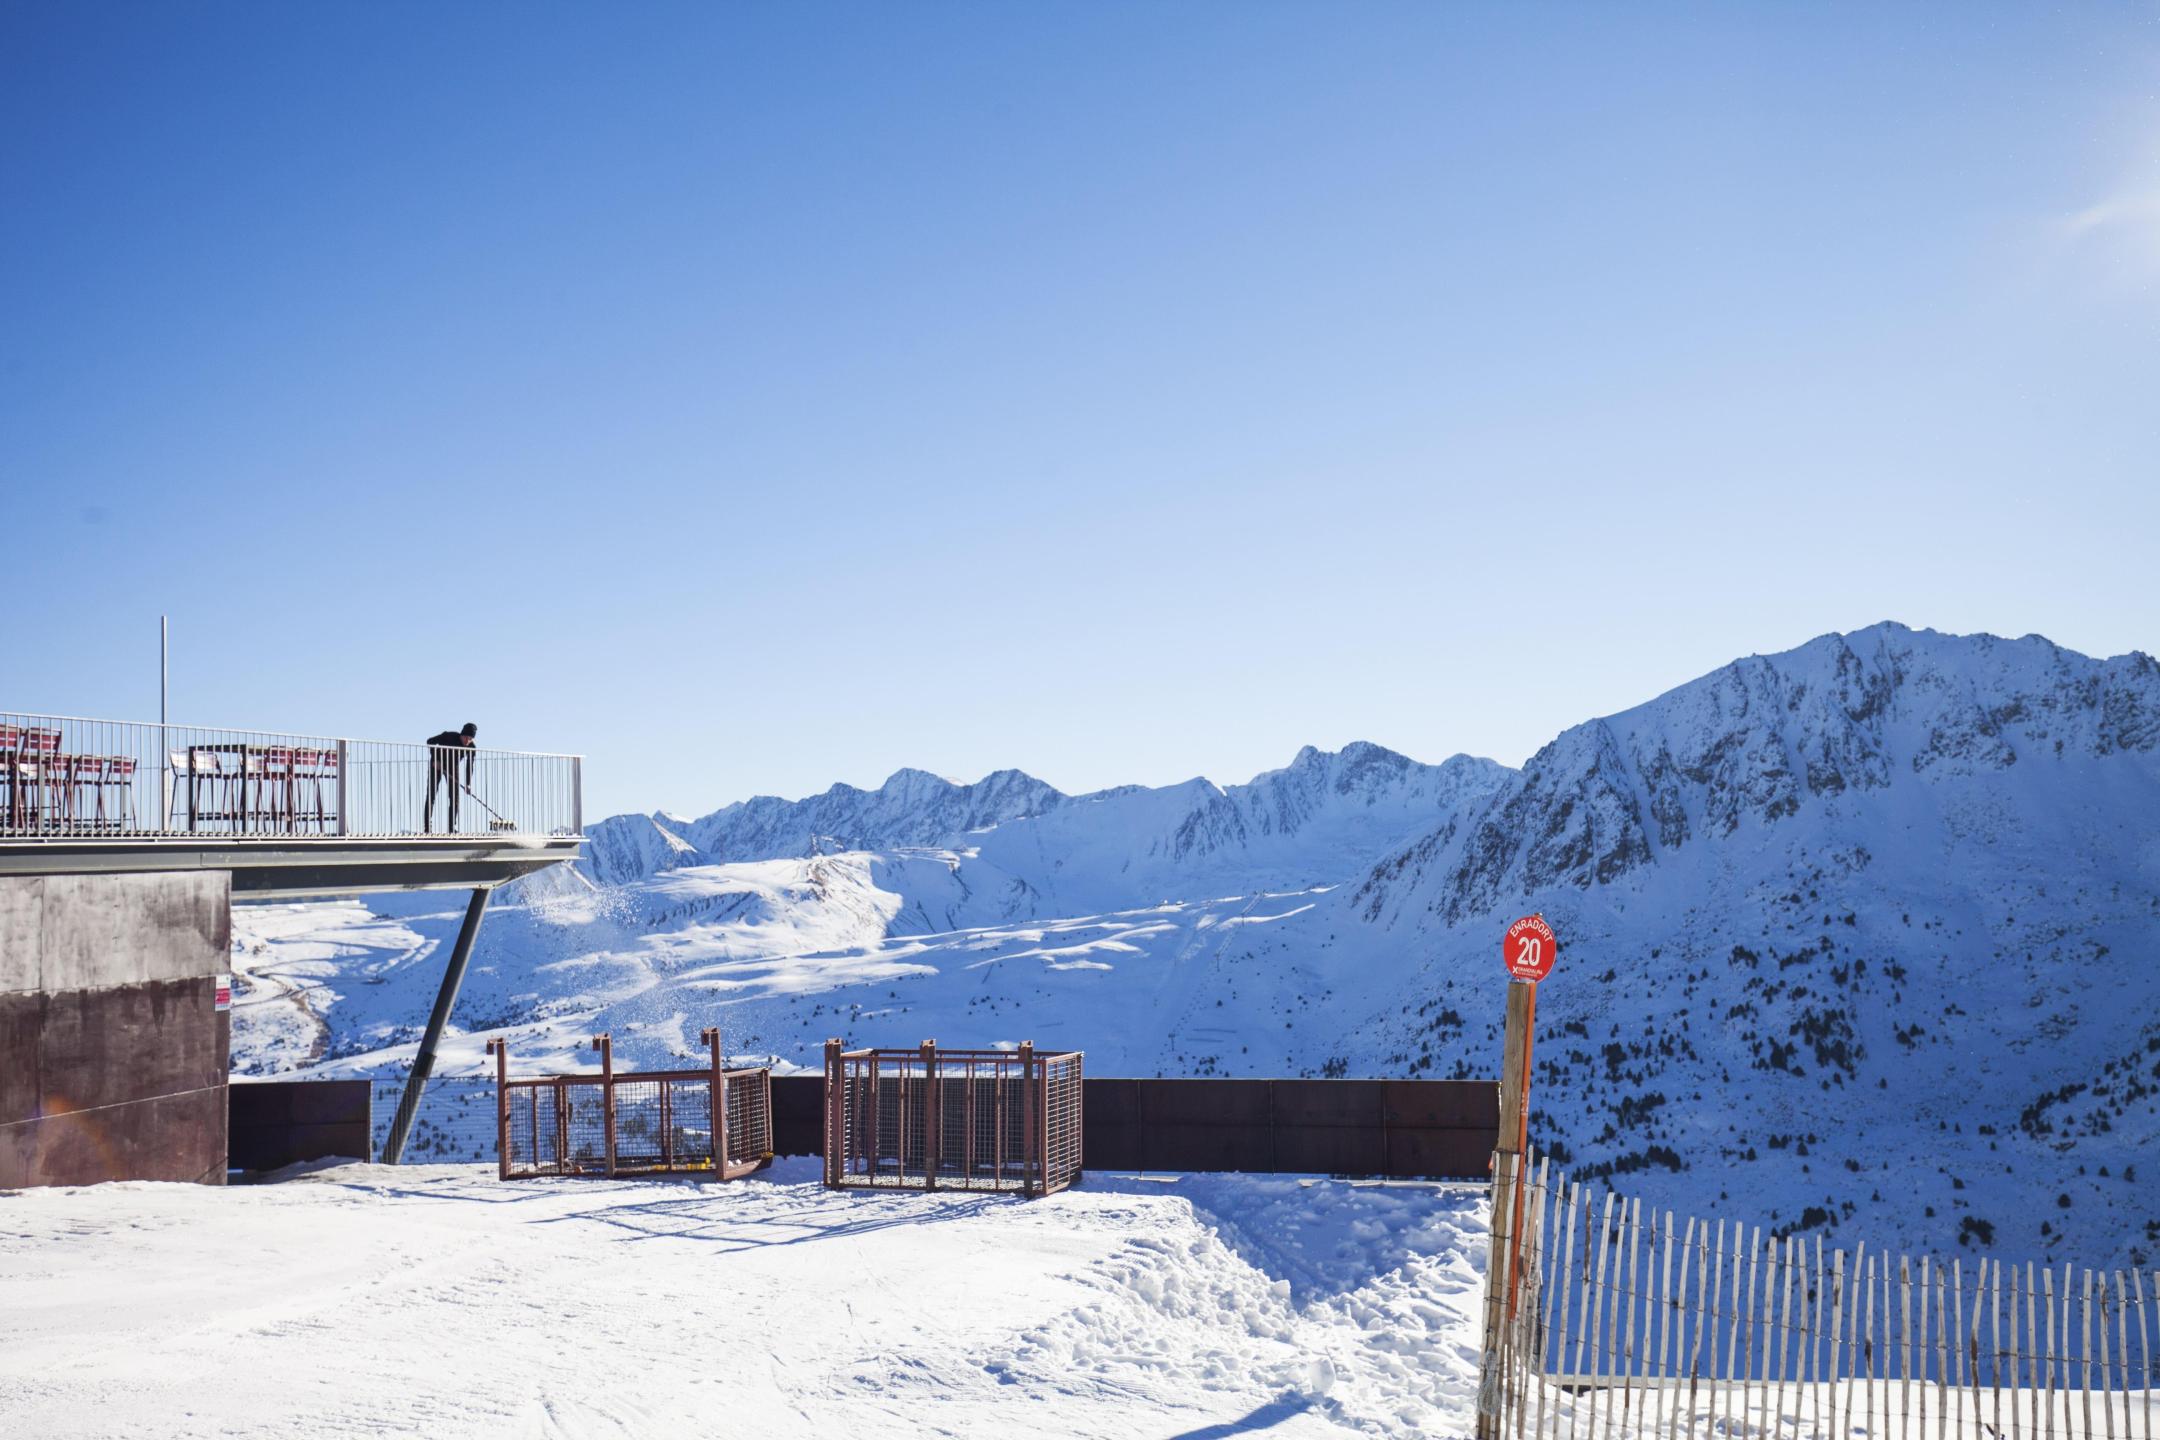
top-left (381, 885), bottom-right (491, 1164)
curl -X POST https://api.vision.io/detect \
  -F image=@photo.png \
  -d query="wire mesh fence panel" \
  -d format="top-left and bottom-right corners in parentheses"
top-left (1477, 1147), bottom-right (2160, 1439)
top-left (723, 1067), bottom-right (772, 1170)
top-left (1042, 1052), bottom-right (1084, 1193)
top-left (560, 1080), bottom-right (610, 1175)
top-left (503, 1080), bottom-right (574, 1178)
top-left (491, 1061), bottom-right (770, 1181)
top-left (822, 1043), bottom-right (1082, 1196)
top-left (608, 1076), bottom-right (706, 1173)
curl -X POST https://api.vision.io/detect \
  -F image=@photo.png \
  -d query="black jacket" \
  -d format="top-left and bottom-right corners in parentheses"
top-left (426, 731), bottom-right (475, 779)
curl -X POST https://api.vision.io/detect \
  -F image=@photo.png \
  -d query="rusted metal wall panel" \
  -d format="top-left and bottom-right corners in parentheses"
top-left (0, 978), bottom-right (230, 1187)
top-left (0, 991), bottom-right (38, 1125)
top-left (3, 1082), bottom-right (228, 1187)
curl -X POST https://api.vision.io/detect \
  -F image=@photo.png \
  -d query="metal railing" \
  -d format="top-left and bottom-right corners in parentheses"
top-left (489, 1031), bottom-right (773, 1181)
top-left (822, 1039), bottom-right (1084, 1197)
top-left (0, 710), bottom-right (582, 840)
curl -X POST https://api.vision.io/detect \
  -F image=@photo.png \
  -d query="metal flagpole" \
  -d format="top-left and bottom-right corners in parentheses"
top-left (159, 615), bottom-right (170, 829)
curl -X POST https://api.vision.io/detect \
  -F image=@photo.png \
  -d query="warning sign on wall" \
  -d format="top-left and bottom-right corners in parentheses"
top-left (214, 974), bottom-right (233, 1011)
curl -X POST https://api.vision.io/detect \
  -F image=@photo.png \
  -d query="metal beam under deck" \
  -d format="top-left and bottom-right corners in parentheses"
top-left (0, 836), bottom-right (582, 897)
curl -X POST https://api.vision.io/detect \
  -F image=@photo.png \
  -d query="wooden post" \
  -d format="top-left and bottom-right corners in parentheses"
top-left (1961, 1252), bottom-right (1978, 1433)
top-left (2109, 1270), bottom-right (2123, 1440)
top-left (1508, 980), bottom-right (1539, 1322)
top-left (1527, 1158), bottom-right (1551, 1440)
top-left (1479, 980), bottom-right (1535, 1440)
top-left (1991, 1257), bottom-right (2005, 1440)
top-left (1708, 1217), bottom-right (1728, 1439)
top-left (1589, 1190), bottom-right (1616, 1438)
top-left (1675, 1214), bottom-right (1699, 1440)
top-left (2131, 1270), bottom-right (2150, 1440)
top-left (2084, 1270), bottom-right (2098, 1440)
top-left (1777, 1234), bottom-right (1795, 1439)
top-left (2045, 1264), bottom-right (2059, 1440)
top-left (1864, 1251), bottom-right (1877, 1440)
top-left (1622, 1198), bottom-right (1642, 1431)
top-left (1656, 1209), bottom-right (1675, 1439)
top-left (1555, 1184), bottom-right (1579, 1422)
top-left (1901, 1254), bottom-right (1914, 1440)
top-left (485, 1037), bottom-right (510, 1181)
top-left (2013, 1259), bottom-right (2026, 1440)
top-left (592, 1032), bottom-right (615, 1179)
top-left (1832, 1249), bottom-right (1848, 1440)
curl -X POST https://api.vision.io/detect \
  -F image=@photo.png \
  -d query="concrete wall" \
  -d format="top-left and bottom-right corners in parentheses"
top-left (0, 872), bottom-right (231, 1189)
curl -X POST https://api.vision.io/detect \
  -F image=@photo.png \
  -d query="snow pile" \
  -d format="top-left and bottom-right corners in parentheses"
top-left (0, 1162), bottom-right (1488, 1439)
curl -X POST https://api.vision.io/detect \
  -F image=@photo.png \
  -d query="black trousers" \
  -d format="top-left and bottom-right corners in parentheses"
top-left (425, 751), bottom-right (468, 832)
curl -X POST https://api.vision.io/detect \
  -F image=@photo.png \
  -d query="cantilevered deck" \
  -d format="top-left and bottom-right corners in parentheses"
top-left (0, 711), bottom-right (582, 894)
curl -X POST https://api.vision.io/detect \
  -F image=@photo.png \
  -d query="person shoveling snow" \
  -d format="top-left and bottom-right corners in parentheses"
top-left (423, 722), bottom-right (478, 832)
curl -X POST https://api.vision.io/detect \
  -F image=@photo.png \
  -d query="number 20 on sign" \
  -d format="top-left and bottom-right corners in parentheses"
top-left (1501, 914), bottom-right (1557, 982)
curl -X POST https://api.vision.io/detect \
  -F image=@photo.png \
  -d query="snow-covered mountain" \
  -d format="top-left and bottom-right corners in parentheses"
top-left (581, 768), bottom-right (1064, 884)
top-left (968, 743), bottom-right (1508, 916)
top-left (233, 623), bottom-right (2160, 1266)
top-left (582, 741), bottom-right (1506, 908)
top-left (1301, 624), bottom-right (2160, 1263)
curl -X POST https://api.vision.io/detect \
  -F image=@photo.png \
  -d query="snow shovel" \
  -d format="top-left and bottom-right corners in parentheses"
top-left (461, 784), bottom-right (518, 832)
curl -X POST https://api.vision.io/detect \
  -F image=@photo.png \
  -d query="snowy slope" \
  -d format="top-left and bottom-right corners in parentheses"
top-left (0, 1161), bottom-right (1490, 1439)
top-left (233, 625), bottom-right (2160, 1267)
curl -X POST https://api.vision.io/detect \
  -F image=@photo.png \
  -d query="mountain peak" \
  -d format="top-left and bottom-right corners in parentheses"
top-left (1357, 622), bottom-right (2160, 927)
top-left (881, 767), bottom-right (960, 792)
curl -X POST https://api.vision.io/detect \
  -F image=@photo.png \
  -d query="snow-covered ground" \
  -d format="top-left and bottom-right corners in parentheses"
top-left (0, 1162), bottom-right (1489, 1439)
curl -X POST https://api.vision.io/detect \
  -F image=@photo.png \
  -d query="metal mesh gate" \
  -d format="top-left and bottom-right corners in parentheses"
top-left (822, 1040), bottom-right (1083, 1196)
top-left (489, 1029), bottom-right (772, 1181)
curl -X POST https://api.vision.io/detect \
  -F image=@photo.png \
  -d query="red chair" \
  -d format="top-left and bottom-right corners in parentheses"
top-left (260, 747), bottom-right (299, 831)
top-left (0, 725), bottom-right (22, 831)
top-left (14, 728), bottom-right (61, 832)
top-left (296, 747), bottom-right (340, 831)
top-left (95, 755), bottom-right (137, 831)
top-left (48, 752), bottom-right (96, 832)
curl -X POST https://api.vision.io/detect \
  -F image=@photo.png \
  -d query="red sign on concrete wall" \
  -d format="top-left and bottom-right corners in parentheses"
top-left (1501, 915), bottom-right (1557, 982)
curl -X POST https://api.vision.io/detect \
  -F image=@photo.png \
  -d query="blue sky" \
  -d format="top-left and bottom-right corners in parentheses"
top-left (4, 3), bottom-right (2157, 820)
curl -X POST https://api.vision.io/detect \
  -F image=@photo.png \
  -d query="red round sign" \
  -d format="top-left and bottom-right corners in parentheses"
top-left (1502, 914), bottom-right (1557, 982)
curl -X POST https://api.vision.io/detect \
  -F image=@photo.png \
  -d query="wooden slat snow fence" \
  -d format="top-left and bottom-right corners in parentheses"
top-left (1478, 1148), bottom-right (2158, 1438)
